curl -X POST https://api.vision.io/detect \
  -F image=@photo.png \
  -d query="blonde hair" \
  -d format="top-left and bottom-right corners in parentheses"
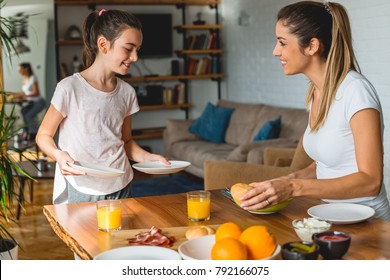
top-left (278, 1), bottom-right (360, 131)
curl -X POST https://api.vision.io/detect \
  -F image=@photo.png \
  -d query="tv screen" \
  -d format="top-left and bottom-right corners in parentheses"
top-left (135, 14), bottom-right (173, 58)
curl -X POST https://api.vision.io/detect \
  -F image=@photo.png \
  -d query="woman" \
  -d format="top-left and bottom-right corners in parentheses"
top-left (239, 1), bottom-right (390, 220)
top-left (13, 62), bottom-right (46, 140)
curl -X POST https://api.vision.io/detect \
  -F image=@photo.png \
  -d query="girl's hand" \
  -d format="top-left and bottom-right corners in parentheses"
top-left (239, 178), bottom-right (292, 210)
top-left (53, 150), bottom-right (86, 176)
top-left (144, 153), bottom-right (171, 166)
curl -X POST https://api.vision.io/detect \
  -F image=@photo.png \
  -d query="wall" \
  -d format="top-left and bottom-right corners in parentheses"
top-left (220, 0), bottom-right (390, 200)
top-left (1, 0), bottom-right (55, 124)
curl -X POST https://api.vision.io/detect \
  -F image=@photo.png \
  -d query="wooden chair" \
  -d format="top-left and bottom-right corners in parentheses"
top-left (204, 137), bottom-right (313, 190)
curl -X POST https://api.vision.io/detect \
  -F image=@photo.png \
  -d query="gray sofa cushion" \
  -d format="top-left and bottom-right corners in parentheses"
top-left (217, 100), bottom-right (264, 145)
top-left (168, 140), bottom-right (235, 169)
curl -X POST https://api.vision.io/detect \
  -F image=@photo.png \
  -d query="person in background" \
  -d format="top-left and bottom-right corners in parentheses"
top-left (36, 9), bottom-right (170, 204)
top-left (239, 1), bottom-right (390, 220)
top-left (12, 62), bottom-right (46, 141)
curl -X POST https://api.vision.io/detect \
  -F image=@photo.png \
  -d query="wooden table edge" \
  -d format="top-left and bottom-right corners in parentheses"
top-left (43, 206), bottom-right (93, 260)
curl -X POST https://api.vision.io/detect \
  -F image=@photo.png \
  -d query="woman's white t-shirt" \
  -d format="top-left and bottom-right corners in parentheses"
top-left (303, 71), bottom-right (388, 207)
top-left (51, 73), bottom-right (139, 204)
top-left (22, 75), bottom-right (41, 101)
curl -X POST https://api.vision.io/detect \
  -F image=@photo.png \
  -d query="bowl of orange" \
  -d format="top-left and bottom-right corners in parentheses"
top-left (178, 222), bottom-right (281, 260)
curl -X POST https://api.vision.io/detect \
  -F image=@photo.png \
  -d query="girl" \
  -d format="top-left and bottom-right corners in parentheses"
top-left (36, 9), bottom-right (169, 204)
top-left (239, 1), bottom-right (390, 220)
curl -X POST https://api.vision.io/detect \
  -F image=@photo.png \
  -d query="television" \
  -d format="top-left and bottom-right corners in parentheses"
top-left (135, 13), bottom-right (173, 58)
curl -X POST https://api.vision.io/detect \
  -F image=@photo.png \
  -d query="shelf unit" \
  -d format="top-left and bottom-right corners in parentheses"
top-left (54, 0), bottom-right (222, 140)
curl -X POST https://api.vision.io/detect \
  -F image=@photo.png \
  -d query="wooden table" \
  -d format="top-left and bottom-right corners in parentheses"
top-left (43, 190), bottom-right (390, 260)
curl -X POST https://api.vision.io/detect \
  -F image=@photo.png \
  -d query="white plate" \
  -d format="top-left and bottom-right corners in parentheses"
top-left (94, 245), bottom-right (181, 260)
top-left (178, 234), bottom-right (281, 260)
top-left (67, 161), bottom-right (125, 178)
top-left (307, 203), bottom-right (375, 224)
top-left (132, 160), bottom-right (191, 175)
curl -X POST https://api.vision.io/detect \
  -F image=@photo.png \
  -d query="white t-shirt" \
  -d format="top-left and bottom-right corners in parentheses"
top-left (22, 75), bottom-right (41, 101)
top-left (51, 73), bottom-right (139, 204)
top-left (303, 70), bottom-right (387, 204)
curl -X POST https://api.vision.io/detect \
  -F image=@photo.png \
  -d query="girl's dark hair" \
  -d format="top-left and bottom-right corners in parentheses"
top-left (19, 62), bottom-right (33, 76)
top-left (82, 9), bottom-right (142, 68)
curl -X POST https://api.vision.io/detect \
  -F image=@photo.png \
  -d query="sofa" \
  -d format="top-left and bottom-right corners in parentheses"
top-left (163, 99), bottom-right (308, 178)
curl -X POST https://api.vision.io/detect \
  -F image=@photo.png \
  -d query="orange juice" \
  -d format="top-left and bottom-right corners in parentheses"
top-left (187, 191), bottom-right (211, 221)
top-left (96, 200), bottom-right (122, 232)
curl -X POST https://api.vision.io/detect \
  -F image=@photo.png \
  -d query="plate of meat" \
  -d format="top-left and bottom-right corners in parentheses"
top-left (94, 245), bottom-right (181, 260)
top-left (94, 226), bottom-right (181, 260)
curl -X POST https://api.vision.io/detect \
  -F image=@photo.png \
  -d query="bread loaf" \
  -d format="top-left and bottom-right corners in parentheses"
top-left (185, 226), bottom-right (215, 240)
top-left (230, 183), bottom-right (254, 204)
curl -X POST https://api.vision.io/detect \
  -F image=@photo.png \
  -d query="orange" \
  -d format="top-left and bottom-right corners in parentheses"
top-left (239, 225), bottom-right (277, 260)
top-left (215, 222), bottom-right (242, 241)
top-left (211, 237), bottom-right (247, 260)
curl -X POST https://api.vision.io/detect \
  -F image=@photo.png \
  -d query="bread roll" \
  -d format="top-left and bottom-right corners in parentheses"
top-left (185, 226), bottom-right (215, 240)
top-left (230, 183), bottom-right (253, 204)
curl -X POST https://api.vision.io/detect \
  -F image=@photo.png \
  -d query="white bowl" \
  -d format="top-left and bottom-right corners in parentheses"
top-left (178, 234), bottom-right (281, 260)
top-left (292, 218), bottom-right (331, 242)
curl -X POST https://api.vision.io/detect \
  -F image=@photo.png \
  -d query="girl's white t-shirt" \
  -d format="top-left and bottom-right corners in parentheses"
top-left (303, 70), bottom-right (387, 204)
top-left (51, 73), bottom-right (139, 204)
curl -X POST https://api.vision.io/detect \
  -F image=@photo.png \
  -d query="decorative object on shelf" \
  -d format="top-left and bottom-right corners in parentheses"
top-left (72, 55), bottom-right (82, 73)
top-left (65, 24), bottom-right (82, 40)
top-left (136, 85), bottom-right (163, 106)
top-left (193, 12), bottom-right (206, 25)
top-left (171, 59), bottom-right (180, 75)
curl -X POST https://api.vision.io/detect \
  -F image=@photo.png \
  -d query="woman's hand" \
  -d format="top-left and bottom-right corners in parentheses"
top-left (239, 178), bottom-right (293, 210)
top-left (53, 150), bottom-right (85, 176)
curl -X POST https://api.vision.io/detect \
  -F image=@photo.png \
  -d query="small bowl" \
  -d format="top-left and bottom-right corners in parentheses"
top-left (281, 241), bottom-right (320, 260)
top-left (292, 218), bottom-right (331, 242)
top-left (312, 230), bottom-right (351, 259)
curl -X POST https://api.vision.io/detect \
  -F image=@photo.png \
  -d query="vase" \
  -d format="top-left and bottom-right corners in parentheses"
top-left (0, 239), bottom-right (18, 260)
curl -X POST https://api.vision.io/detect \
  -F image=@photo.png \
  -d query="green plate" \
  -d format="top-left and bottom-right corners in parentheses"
top-left (234, 198), bottom-right (293, 214)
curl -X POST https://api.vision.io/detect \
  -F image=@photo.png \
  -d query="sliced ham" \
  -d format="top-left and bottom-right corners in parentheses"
top-left (127, 226), bottom-right (175, 247)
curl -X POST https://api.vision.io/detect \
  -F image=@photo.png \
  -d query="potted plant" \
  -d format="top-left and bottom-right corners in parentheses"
top-left (0, 0), bottom-right (34, 259)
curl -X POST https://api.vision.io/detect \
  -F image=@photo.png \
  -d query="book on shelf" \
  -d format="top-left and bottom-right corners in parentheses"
top-left (162, 83), bottom-right (185, 105)
top-left (186, 57), bottom-right (212, 75)
top-left (184, 32), bottom-right (217, 50)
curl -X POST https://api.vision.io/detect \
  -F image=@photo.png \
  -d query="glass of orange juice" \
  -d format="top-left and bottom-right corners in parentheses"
top-left (187, 191), bottom-right (211, 222)
top-left (96, 200), bottom-right (122, 232)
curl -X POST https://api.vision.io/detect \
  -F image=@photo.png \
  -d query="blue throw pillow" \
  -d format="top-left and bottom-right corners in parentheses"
top-left (189, 102), bottom-right (235, 143)
top-left (253, 116), bottom-right (282, 141)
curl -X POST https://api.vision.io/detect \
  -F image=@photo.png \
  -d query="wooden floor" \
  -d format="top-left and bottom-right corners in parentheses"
top-left (8, 179), bottom-right (75, 260)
